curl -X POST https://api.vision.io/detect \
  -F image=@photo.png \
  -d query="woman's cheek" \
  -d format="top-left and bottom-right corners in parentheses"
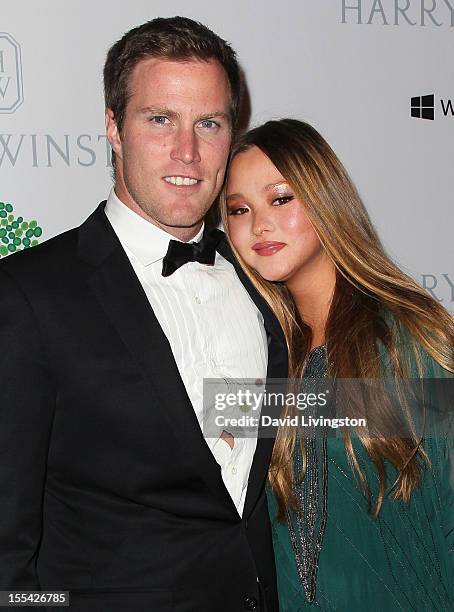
top-left (282, 206), bottom-right (312, 235)
top-left (228, 222), bottom-right (245, 252)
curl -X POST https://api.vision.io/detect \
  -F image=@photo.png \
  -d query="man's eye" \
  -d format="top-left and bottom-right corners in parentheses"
top-left (272, 195), bottom-right (294, 205)
top-left (199, 119), bottom-right (218, 129)
top-left (227, 207), bottom-right (248, 216)
top-left (150, 116), bottom-right (169, 125)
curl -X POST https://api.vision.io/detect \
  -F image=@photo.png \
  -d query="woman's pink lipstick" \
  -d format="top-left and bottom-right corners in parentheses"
top-left (252, 241), bottom-right (286, 256)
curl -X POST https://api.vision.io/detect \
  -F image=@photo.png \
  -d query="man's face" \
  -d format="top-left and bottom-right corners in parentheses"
top-left (106, 57), bottom-right (232, 239)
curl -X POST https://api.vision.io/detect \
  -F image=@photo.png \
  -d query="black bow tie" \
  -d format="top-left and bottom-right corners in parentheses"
top-left (161, 226), bottom-right (224, 277)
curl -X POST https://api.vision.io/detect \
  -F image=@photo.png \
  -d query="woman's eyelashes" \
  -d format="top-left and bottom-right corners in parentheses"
top-left (227, 206), bottom-right (249, 216)
top-left (227, 194), bottom-right (294, 216)
top-left (271, 194), bottom-right (294, 205)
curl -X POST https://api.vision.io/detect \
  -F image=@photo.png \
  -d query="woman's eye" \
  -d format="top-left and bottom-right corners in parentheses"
top-left (227, 207), bottom-right (248, 216)
top-left (272, 195), bottom-right (294, 205)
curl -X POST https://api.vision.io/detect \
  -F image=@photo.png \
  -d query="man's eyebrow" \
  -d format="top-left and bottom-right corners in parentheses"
top-left (139, 107), bottom-right (180, 119)
top-left (198, 111), bottom-right (230, 121)
top-left (138, 108), bottom-right (229, 121)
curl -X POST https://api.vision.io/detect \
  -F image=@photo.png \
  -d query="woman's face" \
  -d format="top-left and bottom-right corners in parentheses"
top-left (226, 146), bottom-right (324, 284)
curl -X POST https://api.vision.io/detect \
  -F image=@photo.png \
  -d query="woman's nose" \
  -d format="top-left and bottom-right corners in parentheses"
top-left (252, 210), bottom-right (274, 236)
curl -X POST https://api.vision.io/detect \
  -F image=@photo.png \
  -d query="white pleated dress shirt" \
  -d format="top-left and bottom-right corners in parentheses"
top-left (105, 189), bottom-right (268, 515)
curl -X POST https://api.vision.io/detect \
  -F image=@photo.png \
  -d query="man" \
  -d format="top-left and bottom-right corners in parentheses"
top-left (0, 17), bottom-right (287, 612)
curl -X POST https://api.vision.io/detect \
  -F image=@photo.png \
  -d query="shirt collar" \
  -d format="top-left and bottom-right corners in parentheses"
top-left (104, 188), bottom-right (205, 266)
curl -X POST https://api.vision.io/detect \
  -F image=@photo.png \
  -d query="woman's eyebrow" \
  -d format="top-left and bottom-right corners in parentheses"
top-left (263, 181), bottom-right (289, 191)
top-left (226, 192), bottom-right (243, 202)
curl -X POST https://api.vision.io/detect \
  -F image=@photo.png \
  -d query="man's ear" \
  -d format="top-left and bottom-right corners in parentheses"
top-left (105, 109), bottom-right (122, 159)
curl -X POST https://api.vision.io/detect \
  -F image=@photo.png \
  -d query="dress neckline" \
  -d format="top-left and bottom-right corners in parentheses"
top-left (309, 344), bottom-right (326, 354)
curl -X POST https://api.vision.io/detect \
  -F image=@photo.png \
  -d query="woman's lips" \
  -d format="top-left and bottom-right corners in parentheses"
top-left (252, 241), bottom-right (286, 256)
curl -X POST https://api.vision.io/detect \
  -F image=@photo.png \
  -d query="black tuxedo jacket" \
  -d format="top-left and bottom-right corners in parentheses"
top-left (0, 203), bottom-right (288, 612)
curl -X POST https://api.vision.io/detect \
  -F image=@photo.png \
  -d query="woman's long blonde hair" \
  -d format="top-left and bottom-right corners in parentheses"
top-left (220, 119), bottom-right (454, 518)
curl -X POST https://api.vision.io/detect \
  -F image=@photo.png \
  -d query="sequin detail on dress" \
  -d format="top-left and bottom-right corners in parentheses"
top-left (286, 345), bottom-right (328, 603)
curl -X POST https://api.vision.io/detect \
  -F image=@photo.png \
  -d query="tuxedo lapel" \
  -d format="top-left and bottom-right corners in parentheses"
top-left (77, 204), bottom-right (237, 515)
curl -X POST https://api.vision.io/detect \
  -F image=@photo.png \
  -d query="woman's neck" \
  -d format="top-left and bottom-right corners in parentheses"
top-left (285, 253), bottom-right (336, 350)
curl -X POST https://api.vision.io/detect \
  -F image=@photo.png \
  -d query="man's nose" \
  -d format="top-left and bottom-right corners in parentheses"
top-left (170, 128), bottom-right (201, 165)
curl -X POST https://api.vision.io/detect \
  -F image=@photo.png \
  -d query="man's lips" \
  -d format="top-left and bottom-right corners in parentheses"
top-left (252, 241), bottom-right (286, 256)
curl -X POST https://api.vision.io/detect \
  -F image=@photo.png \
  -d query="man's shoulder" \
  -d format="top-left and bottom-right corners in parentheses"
top-left (0, 226), bottom-right (78, 278)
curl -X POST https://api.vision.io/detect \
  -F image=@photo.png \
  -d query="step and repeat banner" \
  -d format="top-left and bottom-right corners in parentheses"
top-left (1, 0), bottom-right (453, 310)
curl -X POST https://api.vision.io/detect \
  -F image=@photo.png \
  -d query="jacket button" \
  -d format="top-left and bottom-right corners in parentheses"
top-left (244, 596), bottom-right (258, 610)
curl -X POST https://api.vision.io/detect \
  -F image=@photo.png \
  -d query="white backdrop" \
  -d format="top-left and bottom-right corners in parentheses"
top-left (1, 0), bottom-right (453, 310)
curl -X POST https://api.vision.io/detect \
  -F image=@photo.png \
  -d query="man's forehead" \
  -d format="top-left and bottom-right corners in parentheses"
top-left (127, 56), bottom-right (232, 112)
top-left (131, 55), bottom-right (228, 83)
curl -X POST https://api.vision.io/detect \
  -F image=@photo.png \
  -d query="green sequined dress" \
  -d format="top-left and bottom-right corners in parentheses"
top-left (267, 346), bottom-right (454, 611)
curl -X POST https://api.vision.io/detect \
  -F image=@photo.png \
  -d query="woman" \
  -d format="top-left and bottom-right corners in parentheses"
top-left (220, 119), bottom-right (454, 611)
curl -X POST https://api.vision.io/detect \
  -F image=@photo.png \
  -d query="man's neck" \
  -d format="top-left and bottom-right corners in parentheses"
top-left (113, 187), bottom-right (202, 242)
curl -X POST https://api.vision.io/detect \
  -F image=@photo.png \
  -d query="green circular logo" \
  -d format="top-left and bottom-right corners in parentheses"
top-left (0, 202), bottom-right (42, 258)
